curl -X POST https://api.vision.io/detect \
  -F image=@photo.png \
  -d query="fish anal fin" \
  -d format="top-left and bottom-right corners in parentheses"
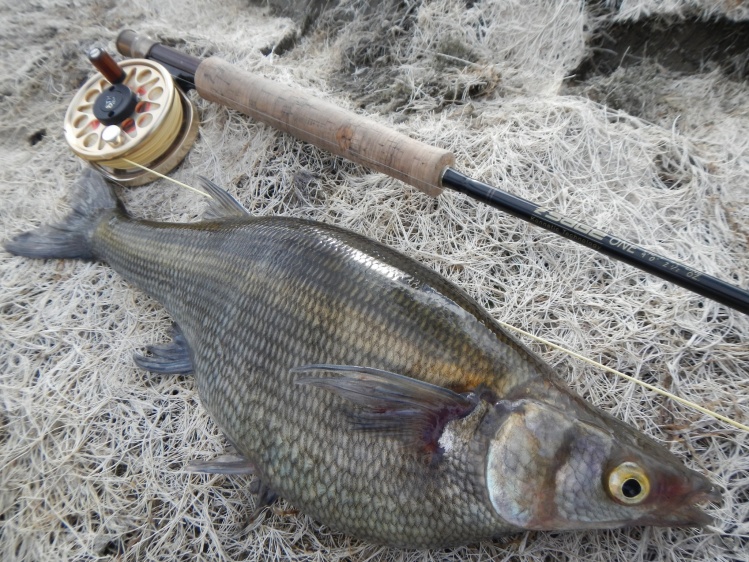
top-left (187, 453), bottom-right (278, 520)
top-left (134, 323), bottom-right (193, 375)
top-left (249, 480), bottom-right (279, 521)
top-left (185, 454), bottom-right (256, 475)
top-left (198, 176), bottom-right (250, 220)
top-left (294, 364), bottom-right (478, 459)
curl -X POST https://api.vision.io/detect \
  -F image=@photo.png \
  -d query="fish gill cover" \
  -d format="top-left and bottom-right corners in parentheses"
top-left (0, 0), bottom-right (747, 560)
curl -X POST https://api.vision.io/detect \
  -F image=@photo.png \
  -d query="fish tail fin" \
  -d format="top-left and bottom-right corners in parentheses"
top-left (4, 169), bottom-right (120, 260)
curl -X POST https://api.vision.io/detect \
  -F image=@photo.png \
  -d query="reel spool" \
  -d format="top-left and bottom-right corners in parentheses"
top-left (64, 49), bottom-right (198, 186)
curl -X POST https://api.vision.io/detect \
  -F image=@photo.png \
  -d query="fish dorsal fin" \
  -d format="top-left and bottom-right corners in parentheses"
top-left (294, 364), bottom-right (479, 459)
top-left (198, 176), bottom-right (250, 220)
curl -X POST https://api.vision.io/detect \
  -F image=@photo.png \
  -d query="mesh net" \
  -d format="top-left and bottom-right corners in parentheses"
top-left (1, 0), bottom-right (747, 560)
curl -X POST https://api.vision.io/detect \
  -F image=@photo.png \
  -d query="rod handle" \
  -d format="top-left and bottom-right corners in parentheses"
top-left (194, 57), bottom-right (453, 196)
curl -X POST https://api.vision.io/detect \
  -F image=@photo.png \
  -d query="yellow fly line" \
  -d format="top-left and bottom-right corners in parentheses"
top-left (496, 320), bottom-right (748, 433)
top-left (124, 159), bottom-right (748, 434)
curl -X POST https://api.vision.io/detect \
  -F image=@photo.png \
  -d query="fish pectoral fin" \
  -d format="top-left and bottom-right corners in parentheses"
top-left (185, 454), bottom-right (256, 475)
top-left (293, 364), bottom-right (477, 456)
top-left (133, 323), bottom-right (193, 374)
top-left (198, 176), bottom-right (250, 220)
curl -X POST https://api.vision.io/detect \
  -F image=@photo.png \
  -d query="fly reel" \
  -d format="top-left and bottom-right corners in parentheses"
top-left (64, 48), bottom-right (198, 186)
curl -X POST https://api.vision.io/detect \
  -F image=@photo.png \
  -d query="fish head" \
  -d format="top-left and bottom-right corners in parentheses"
top-left (485, 398), bottom-right (720, 531)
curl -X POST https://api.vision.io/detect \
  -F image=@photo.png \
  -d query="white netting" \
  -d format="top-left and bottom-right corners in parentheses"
top-left (608, 0), bottom-right (749, 21)
top-left (1, 0), bottom-right (747, 560)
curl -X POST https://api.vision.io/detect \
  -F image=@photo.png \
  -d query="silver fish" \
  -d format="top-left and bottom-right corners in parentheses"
top-left (4, 170), bottom-right (719, 548)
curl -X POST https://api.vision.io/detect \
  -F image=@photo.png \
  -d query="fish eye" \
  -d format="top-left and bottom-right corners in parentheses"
top-left (607, 462), bottom-right (650, 504)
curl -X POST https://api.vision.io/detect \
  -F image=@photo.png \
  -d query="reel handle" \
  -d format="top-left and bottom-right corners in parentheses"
top-left (88, 48), bottom-right (126, 84)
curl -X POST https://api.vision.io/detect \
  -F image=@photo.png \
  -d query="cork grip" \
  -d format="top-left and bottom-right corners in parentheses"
top-left (195, 57), bottom-right (453, 196)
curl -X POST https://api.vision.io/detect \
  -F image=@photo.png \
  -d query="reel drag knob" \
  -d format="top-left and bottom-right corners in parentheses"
top-left (93, 83), bottom-right (138, 126)
top-left (64, 48), bottom-right (198, 186)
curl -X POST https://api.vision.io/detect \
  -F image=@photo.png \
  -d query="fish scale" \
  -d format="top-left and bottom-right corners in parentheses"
top-left (90, 212), bottom-right (522, 545)
top-left (4, 171), bottom-right (719, 549)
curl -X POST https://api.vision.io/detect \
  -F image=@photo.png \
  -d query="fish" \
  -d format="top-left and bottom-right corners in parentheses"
top-left (4, 169), bottom-right (720, 549)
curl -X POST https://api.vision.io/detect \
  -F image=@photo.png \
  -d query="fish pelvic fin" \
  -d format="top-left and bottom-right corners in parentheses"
top-left (4, 168), bottom-right (119, 260)
top-left (198, 176), bottom-right (250, 220)
top-left (294, 364), bottom-right (478, 458)
top-left (133, 323), bottom-right (193, 374)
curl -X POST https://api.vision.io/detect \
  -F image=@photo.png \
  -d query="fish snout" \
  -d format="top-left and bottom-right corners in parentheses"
top-left (640, 466), bottom-right (722, 527)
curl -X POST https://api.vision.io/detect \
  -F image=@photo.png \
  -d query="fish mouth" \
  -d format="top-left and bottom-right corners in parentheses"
top-left (692, 483), bottom-right (722, 521)
top-left (658, 481), bottom-right (722, 527)
top-left (697, 484), bottom-right (723, 504)
top-left (631, 469), bottom-right (722, 529)
top-left (674, 501), bottom-right (716, 527)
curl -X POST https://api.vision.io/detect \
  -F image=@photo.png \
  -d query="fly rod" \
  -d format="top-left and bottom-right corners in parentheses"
top-left (114, 30), bottom-right (749, 315)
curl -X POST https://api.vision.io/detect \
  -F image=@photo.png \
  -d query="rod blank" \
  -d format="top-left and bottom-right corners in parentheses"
top-left (115, 29), bottom-right (749, 315)
top-left (442, 168), bottom-right (749, 314)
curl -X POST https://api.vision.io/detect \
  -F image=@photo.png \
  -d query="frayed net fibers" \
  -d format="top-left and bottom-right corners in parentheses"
top-left (1, 0), bottom-right (747, 560)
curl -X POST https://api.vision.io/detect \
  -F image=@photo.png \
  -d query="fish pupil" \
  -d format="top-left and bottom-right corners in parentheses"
top-left (621, 478), bottom-right (642, 498)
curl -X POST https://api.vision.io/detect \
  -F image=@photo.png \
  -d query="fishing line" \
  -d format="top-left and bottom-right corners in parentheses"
top-left (121, 158), bottom-right (212, 198)
top-left (121, 159), bottom-right (745, 433)
top-left (72, 40), bottom-right (745, 431)
top-left (497, 320), bottom-right (749, 433)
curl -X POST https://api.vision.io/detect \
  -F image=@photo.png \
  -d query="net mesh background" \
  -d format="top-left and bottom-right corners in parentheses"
top-left (1, 0), bottom-right (747, 560)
